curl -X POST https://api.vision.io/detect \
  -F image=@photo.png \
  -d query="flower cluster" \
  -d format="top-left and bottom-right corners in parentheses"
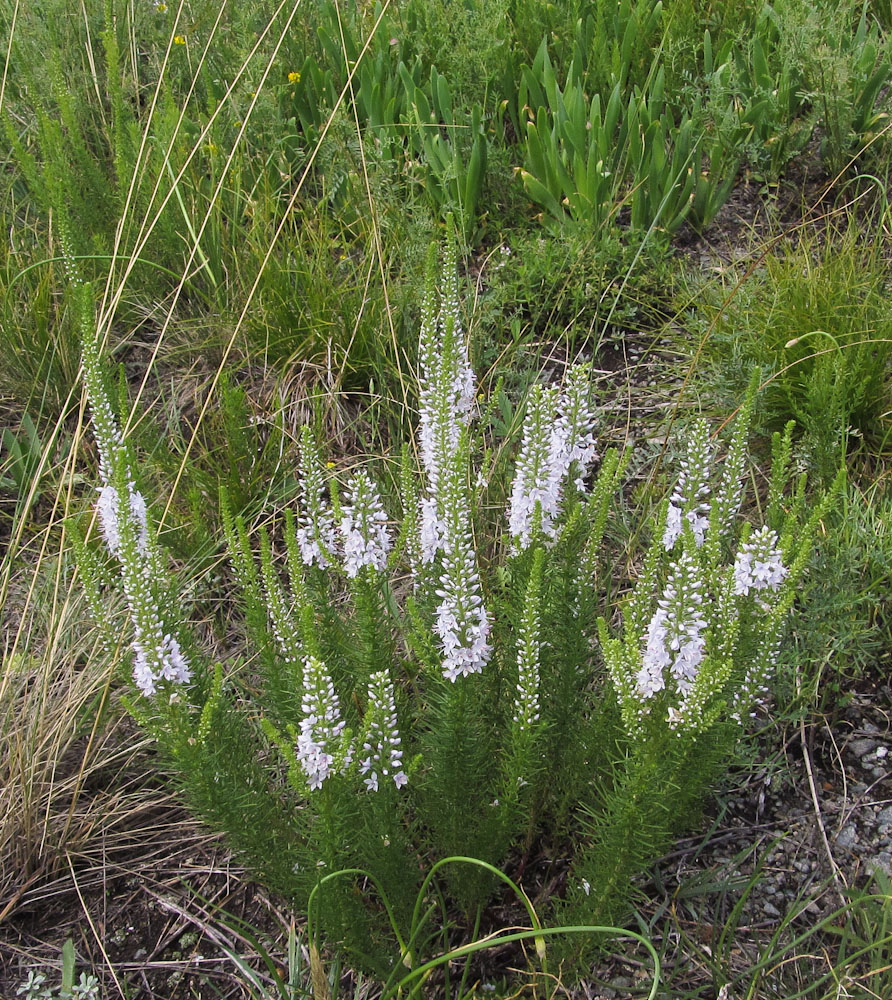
top-left (509, 385), bottom-right (562, 546)
top-left (734, 526), bottom-right (787, 596)
top-left (297, 656), bottom-right (349, 790)
top-left (415, 242), bottom-right (492, 680)
top-left (132, 633), bottom-right (190, 696)
top-left (340, 470), bottom-right (392, 578)
top-left (98, 481), bottom-right (191, 696)
top-left (663, 419), bottom-right (713, 549)
top-left (416, 240), bottom-right (476, 563)
top-left (360, 671), bottom-right (407, 791)
top-left (295, 427), bottom-right (338, 568)
top-left (636, 551), bottom-right (707, 700)
top-left (434, 467), bottom-right (492, 681)
top-left (600, 406), bottom-right (803, 739)
top-left (96, 483), bottom-right (149, 558)
top-left (82, 313), bottom-right (190, 699)
top-left (551, 363), bottom-right (598, 491)
top-left (509, 364), bottom-right (597, 549)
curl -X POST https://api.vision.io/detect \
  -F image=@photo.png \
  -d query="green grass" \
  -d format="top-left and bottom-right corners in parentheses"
top-left (2, 0), bottom-right (892, 997)
top-left (679, 208), bottom-right (892, 482)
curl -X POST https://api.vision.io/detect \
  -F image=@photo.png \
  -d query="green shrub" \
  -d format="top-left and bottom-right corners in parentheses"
top-left (688, 217), bottom-right (892, 482)
top-left (72, 236), bottom-right (834, 982)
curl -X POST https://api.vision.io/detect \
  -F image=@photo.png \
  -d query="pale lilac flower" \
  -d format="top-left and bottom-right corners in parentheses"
top-left (297, 656), bottom-right (348, 790)
top-left (509, 366), bottom-right (598, 549)
top-left (98, 475), bottom-right (191, 697)
top-left (339, 470), bottom-right (391, 577)
top-left (436, 577), bottom-right (491, 679)
top-left (550, 364), bottom-right (598, 491)
top-left (419, 496), bottom-right (443, 565)
top-left (415, 244), bottom-right (493, 678)
top-left (296, 428), bottom-right (337, 568)
top-left (431, 463), bottom-right (492, 682)
top-left (734, 526), bottom-right (787, 596)
top-left (636, 550), bottom-right (707, 699)
top-left (417, 250), bottom-right (474, 495)
top-left (96, 483), bottom-right (150, 558)
top-left (416, 240), bottom-right (476, 562)
top-left (672, 635), bottom-right (706, 692)
top-left (360, 670), bottom-right (407, 791)
top-left (509, 384), bottom-right (562, 547)
top-left (132, 633), bottom-right (191, 695)
top-left (636, 608), bottom-right (670, 698)
top-left (663, 420), bottom-right (713, 549)
top-left (440, 237), bottom-right (476, 421)
top-left (82, 320), bottom-right (190, 699)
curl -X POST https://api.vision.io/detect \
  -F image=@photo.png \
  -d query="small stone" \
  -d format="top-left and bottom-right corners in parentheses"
top-left (849, 738), bottom-right (878, 758)
top-left (763, 901), bottom-right (782, 918)
top-left (836, 825), bottom-right (858, 850)
top-left (877, 807), bottom-right (892, 826)
top-left (876, 746), bottom-right (889, 759)
top-left (869, 853), bottom-right (892, 875)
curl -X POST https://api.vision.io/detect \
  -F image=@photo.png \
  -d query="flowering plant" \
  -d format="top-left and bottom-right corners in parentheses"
top-left (72, 237), bottom-right (836, 977)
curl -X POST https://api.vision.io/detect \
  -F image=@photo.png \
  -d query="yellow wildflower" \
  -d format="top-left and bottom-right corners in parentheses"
top-left (288, 71), bottom-right (301, 84)
top-left (174, 35), bottom-right (186, 45)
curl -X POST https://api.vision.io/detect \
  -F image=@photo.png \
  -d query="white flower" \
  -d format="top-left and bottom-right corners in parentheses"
top-left (550, 364), bottom-right (598, 491)
top-left (98, 480), bottom-right (191, 698)
top-left (416, 241), bottom-right (475, 502)
top-left (415, 243), bottom-right (493, 677)
top-left (296, 428), bottom-right (337, 568)
top-left (339, 470), bottom-right (391, 577)
top-left (82, 327), bottom-right (189, 701)
top-left (636, 551), bottom-right (707, 700)
top-left (662, 502), bottom-right (683, 550)
top-left (663, 502), bottom-right (709, 549)
top-left (663, 419), bottom-right (713, 550)
top-left (419, 495), bottom-right (443, 565)
top-left (636, 608), bottom-right (671, 698)
top-left (509, 366), bottom-right (598, 550)
top-left (734, 526), bottom-right (787, 596)
top-left (360, 670), bottom-right (407, 791)
top-left (96, 483), bottom-right (149, 557)
top-left (509, 385), bottom-right (562, 547)
top-left (297, 656), bottom-right (348, 790)
top-left (435, 492), bottom-right (492, 682)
